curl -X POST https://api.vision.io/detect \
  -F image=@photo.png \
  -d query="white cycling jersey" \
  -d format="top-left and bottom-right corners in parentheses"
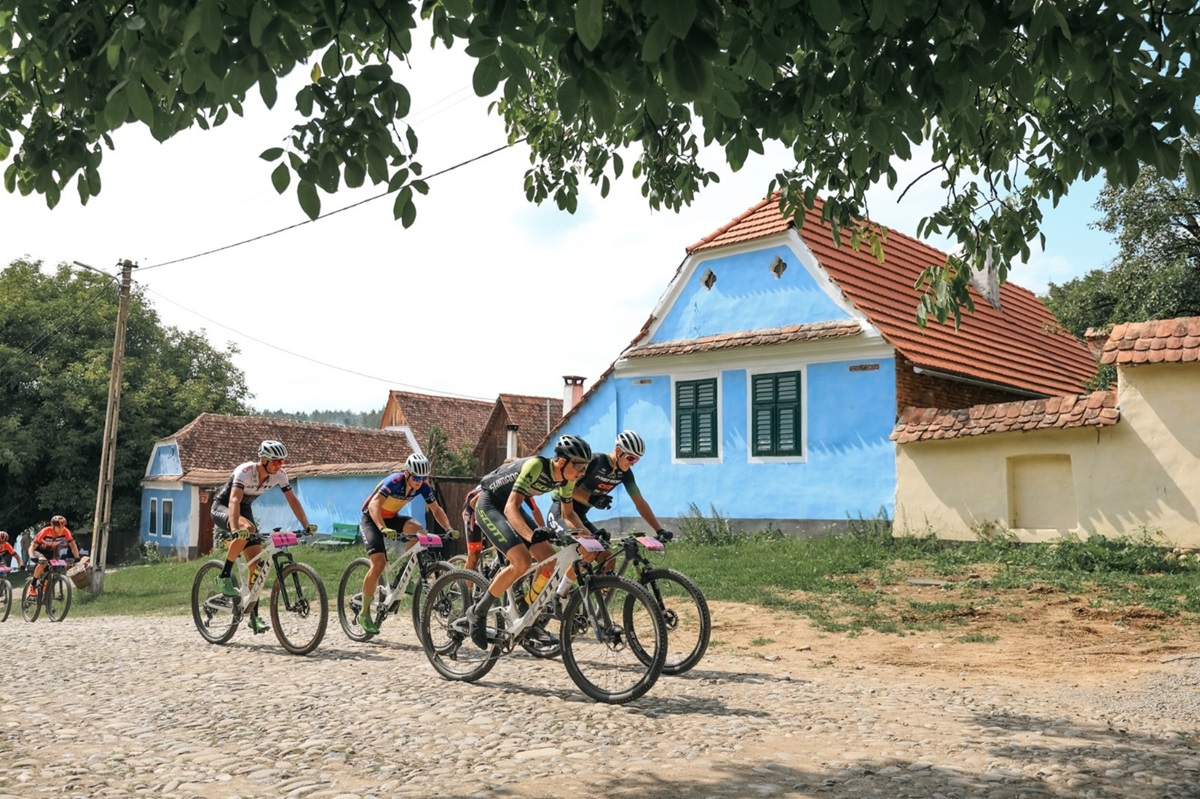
top-left (213, 461), bottom-right (292, 507)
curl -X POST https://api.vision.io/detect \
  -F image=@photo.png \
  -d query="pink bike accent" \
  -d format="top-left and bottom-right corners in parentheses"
top-left (0, 566), bottom-right (11, 574)
top-left (638, 536), bottom-right (665, 551)
top-left (574, 536), bottom-right (606, 552)
top-left (417, 533), bottom-right (442, 548)
top-left (271, 532), bottom-right (298, 548)
top-left (49, 560), bottom-right (68, 567)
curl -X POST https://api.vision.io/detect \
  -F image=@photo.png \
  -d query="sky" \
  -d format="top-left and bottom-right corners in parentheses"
top-left (0, 40), bottom-right (1118, 414)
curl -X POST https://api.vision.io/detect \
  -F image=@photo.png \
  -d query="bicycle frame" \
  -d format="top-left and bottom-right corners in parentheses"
top-left (374, 532), bottom-right (443, 613)
top-left (493, 535), bottom-right (607, 649)
top-left (606, 533), bottom-right (665, 582)
top-left (210, 531), bottom-right (299, 615)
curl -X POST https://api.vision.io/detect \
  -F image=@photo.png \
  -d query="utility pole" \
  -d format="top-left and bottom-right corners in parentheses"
top-left (90, 259), bottom-right (136, 596)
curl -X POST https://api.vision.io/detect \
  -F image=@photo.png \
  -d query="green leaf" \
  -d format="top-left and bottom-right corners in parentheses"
top-left (641, 19), bottom-right (672, 62)
top-left (558, 77), bottom-right (580, 121)
top-left (103, 90), bottom-right (127, 129)
top-left (658, 0), bottom-right (696, 39)
top-left (297, 179), bottom-right (320, 219)
top-left (200, 0), bottom-right (224, 53)
top-left (472, 55), bottom-right (502, 97)
top-left (810, 0), bottom-right (842, 32)
top-left (576, 0), bottom-right (604, 51)
top-left (345, 158), bottom-right (365, 189)
top-left (271, 163), bottom-right (290, 194)
top-left (393, 185), bottom-right (412, 220)
top-left (259, 73), bottom-right (278, 109)
top-left (250, 2), bottom-right (271, 47)
top-left (127, 79), bottom-right (154, 124)
top-left (260, 147), bottom-right (284, 162)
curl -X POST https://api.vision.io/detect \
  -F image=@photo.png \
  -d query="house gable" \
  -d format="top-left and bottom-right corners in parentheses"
top-left (646, 241), bottom-right (865, 346)
top-left (146, 441), bottom-right (183, 478)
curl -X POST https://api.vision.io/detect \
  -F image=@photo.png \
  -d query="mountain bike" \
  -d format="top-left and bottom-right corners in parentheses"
top-left (420, 531), bottom-right (668, 704)
top-left (471, 544), bottom-right (563, 660)
top-left (0, 565), bottom-right (15, 622)
top-left (337, 531), bottom-right (453, 644)
top-left (191, 530), bottom-right (328, 655)
top-left (606, 531), bottom-right (711, 675)
top-left (21, 557), bottom-right (74, 623)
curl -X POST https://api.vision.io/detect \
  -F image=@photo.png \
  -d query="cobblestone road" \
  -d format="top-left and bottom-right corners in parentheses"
top-left (2, 615), bottom-right (1197, 799)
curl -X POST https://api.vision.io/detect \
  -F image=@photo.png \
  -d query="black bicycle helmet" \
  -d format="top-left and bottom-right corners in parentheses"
top-left (553, 434), bottom-right (592, 462)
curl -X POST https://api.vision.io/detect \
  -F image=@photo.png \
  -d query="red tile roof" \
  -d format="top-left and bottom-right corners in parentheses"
top-left (1099, 317), bottom-right (1200, 366)
top-left (687, 196), bottom-right (1096, 397)
top-left (384, 390), bottom-right (494, 452)
top-left (164, 413), bottom-right (416, 478)
top-left (625, 320), bottom-right (862, 358)
top-left (498, 394), bottom-right (562, 444)
top-left (891, 390), bottom-right (1119, 443)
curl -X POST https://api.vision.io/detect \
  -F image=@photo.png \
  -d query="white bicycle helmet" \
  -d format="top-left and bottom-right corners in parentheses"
top-left (405, 452), bottom-right (431, 477)
top-left (258, 440), bottom-right (289, 460)
top-left (615, 430), bottom-right (645, 458)
top-left (554, 434), bottom-right (592, 462)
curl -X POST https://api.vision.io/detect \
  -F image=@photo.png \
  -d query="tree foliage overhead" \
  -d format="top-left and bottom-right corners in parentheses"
top-left (424, 424), bottom-right (480, 478)
top-left (0, 259), bottom-right (251, 556)
top-left (3, 1), bottom-right (1200, 319)
top-left (253, 407), bottom-right (383, 428)
top-left (1042, 138), bottom-right (1200, 388)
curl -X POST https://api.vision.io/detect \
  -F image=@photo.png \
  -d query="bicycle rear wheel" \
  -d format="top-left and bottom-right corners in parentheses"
top-left (44, 574), bottom-right (73, 622)
top-left (0, 579), bottom-right (11, 623)
top-left (634, 568), bottom-right (711, 675)
top-left (270, 563), bottom-right (328, 655)
top-left (560, 575), bottom-right (667, 704)
top-left (337, 557), bottom-right (381, 642)
top-left (21, 580), bottom-right (41, 622)
top-left (420, 569), bottom-right (503, 683)
top-left (191, 560), bottom-right (239, 644)
top-left (409, 559), bottom-right (453, 647)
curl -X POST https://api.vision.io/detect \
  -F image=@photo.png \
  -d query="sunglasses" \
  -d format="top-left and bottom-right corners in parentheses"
top-left (619, 453), bottom-right (640, 464)
top-left (568, 459), bottom-right (589, 469)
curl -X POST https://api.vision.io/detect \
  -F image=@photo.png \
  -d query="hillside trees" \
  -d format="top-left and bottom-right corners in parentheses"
top-left (0, 259), bottom-right (250, 555)
top-left (3, 1), bottom-right (1200, 320)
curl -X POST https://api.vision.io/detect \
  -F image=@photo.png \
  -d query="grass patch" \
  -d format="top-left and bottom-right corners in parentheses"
top-left (957, 633), bottom-right (1000, 644)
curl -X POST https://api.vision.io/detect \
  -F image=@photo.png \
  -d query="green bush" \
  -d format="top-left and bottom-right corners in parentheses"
top-left (1047, 531), bottom-right (1187, 574)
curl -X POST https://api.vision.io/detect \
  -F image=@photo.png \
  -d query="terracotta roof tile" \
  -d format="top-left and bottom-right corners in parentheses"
top-left (891, 389), bottom-right (1119, 443)
top-left (624, 320), bottom-right (862, 358)
top-left (166, 413), bottom-right (416, 476)
top-left (498, 394), bottom-right (563, 449)
top-left (686, 196), bottom-right (1096, 397)
top-left (385, 390), bottom-right (494, 452)
top-left (1099, 316), bottom-right (1200, 366)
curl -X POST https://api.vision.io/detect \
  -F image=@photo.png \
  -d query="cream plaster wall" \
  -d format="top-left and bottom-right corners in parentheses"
top-left (895, 363), bottom-right (1200, 546)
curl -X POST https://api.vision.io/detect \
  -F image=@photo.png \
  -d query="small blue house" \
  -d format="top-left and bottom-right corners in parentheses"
top-left (537, 196), bottom-right (1097, 535)
top-left (141, 413), bottom-right (422, 558)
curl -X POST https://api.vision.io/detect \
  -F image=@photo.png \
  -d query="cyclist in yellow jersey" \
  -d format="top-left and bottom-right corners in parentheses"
top-left (357, 453), bottom-right (456, 634)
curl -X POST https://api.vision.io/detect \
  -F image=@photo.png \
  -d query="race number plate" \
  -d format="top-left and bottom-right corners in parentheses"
top-left (417, 533), bottom-right (442, 548)
top-left (637, 536), bottom-right (665, 551)
top-left (574, 536), bottom-right (606, 552)
top-left (271, 532), bottom-right (298, 548)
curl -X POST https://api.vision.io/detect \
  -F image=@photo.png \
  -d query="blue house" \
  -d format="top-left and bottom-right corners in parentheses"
top-left (141, 413), bottom-right (422, 558)
top-left (536, 196), bottom-right (1097, 535)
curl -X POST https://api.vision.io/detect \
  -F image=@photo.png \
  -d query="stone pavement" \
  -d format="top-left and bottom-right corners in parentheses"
top-left (1, 615), bottom-right (1197, 799)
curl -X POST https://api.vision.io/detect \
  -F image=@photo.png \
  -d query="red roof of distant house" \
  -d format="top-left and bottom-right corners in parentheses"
top-left (384, 390), bottom-right (494, 453)
top-left (161, 413), bottom-right (415, 483)
top-left (891, 390), bottom-right (1119, 443)
top-left (686, 196), bottom-right (1096, 397)
top-left (1099, 317), bottom-right (1200, 366)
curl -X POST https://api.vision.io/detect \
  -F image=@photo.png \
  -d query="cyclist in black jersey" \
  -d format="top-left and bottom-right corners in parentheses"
top-left (466, 435), bottom-right (592, 649)
top-left (547, 429), bottom-right (672, 552)
top-left (547, 430), bottom-right (672, 597)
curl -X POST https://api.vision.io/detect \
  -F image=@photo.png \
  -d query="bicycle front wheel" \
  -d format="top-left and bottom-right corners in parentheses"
top-left (420, 568), bottom-right (503, 683)
top-left (337, 557), bottom-right (380, 642)
top-left (191, 560), bottom-right (239, 644)
top-left (0, 579), bottom-right (12, 622)
top-left (21, 580), bottom-right (41, 622)
top-left (270, 563), bottom-right (328, 656)
top-left (636, 568), bottom-right (711, 675)
top-left (45, 574), bottom-right (73, 622)
top-left (560, 575), bottom-right (667, 704)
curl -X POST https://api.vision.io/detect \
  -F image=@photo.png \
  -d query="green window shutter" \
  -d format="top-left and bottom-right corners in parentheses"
top-left (752, 371), bottom-right (802, 456)
top-left (676, 378), bottom-right (718, 458)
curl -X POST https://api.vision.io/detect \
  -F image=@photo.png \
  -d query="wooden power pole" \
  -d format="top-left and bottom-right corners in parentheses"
top-left (90, 259), bottom-right (136, 596)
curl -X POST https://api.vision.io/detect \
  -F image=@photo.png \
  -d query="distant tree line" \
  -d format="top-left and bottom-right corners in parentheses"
top-left (251, 407), bottom-right (383, 428)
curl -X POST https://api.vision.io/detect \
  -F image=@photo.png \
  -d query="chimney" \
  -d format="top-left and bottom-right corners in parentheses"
top-left (505, 424), bottom-right (519, 460)
top-left (562, 375), bottom-right (585, 413)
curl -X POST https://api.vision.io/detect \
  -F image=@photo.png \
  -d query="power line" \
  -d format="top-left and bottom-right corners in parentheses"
top-left (142, 285), bottom-right (493, 401)
top-left (140, 138), bottom-right (524, 272)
